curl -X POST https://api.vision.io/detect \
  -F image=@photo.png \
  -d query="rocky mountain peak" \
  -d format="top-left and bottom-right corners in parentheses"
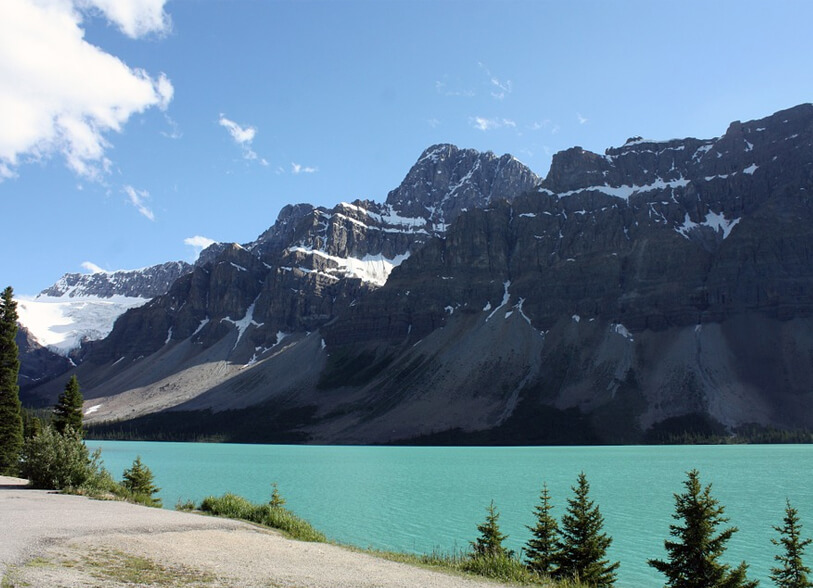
top-left (385, 143), bottom-right (540, 225)
top-left (39, 261), bottom-right (193, 299)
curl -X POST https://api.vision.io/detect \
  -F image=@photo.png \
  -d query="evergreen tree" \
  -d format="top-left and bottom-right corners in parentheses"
top-left (771, 499), bottom-right (812, 588)
top-left (0, 286), bottom-right (23, 475)
top-left (53, 375), bottom-right (83, 435)
top-left (525, 482), bottom-right (561, 575)
top-left (648, 469), bottom-right (757, 588)
top-left (557, 472), bottom-right (619, 587)
top-left (471, 500), bottom-right (510, 558)
top-left (22, 408), bottom-right (43, 439)
top-left (122, 456), bottom-right (161, 507)
top-left (269, 482), bottom-right (286, 508)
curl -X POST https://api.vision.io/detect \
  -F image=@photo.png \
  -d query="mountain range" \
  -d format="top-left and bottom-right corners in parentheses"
top-left (19, 103), bottom-right (813, 444)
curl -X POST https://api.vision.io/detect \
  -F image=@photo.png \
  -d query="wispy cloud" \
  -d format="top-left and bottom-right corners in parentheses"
top-left (218, 114), bottom-right (269, 165)
top-left (291, 162), bottom-right (318, 175)
top-left (478, 62), bottom-right (513, 100)
top-left (184, 235), bottom-right (216, 260)
top-left (470, 117), bottom-right (516, 131)
top-left (435, 78), bottom-right (475, 98)
top-left (81, 261), bottom-right (106, 274)
top-left (161, 113), bottom-right (182, 139)
top-left (577, 112), bottom-right (588, 125)
top-left (0, 0), bottom-right (173, 182)
top-left (123, 185), bottom-right (155, 220)
top-left (427, 118), bottom-right (441, 128)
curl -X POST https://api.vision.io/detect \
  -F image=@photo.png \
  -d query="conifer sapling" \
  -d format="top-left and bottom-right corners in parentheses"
top-left (771, 499), bottom-right (812, 588)
top-left (648, 469), bottom-right (757, 588)
top-left (525, 482), bottom-right (561, 575)
top-left (471, 500), bottom-right (510, 558)
top-left (556, 472), bottom-right (619, 587)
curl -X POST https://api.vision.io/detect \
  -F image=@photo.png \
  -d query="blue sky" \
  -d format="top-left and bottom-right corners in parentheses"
top-left (2, 0), bottom-right (813, 295)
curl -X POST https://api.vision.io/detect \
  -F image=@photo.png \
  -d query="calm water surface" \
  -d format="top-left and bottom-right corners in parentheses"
top-left (89, 442), bottom-right (813, 587)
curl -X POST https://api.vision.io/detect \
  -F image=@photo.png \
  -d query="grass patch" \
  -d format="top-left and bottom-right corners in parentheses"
top-left (198, 493), bottom-right (327, 543)
top-left (360, 548), bottom-right (590, 586)
top-left (82, 547), bottom-right (215, 586)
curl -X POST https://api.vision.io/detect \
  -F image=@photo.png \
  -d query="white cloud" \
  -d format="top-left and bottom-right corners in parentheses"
top-left (470, 117), bottom-right (516, 132)
top-left (0, 0), bottom-right (174, 181)
top-left (81, 261), bottom-right (106, 274)
top-left (219, 115), bottom-right (256, 144)
top-left (291, 162), bottom-right (317, 175)
top-left (80, 0), bottom-right (171, 39)
top-left (427, 118), bottom-right (441, 128)
top-left (184, 235), bottom-right (216, 260)
top-left (123, 185), bottom-right (154, 220)
top-left (218, 114), bottom-right (265, 162)
top-left (577, 112), bottom-right (588, 125)
top-left (472, 117), bottom-right (498, 131)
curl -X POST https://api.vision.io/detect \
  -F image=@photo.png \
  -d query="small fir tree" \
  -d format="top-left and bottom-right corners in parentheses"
top-left (22, 408), bottom-right (43, 439)
top-left (771, 499), bottom-right (812, 588)
top-left (648, 469), bottom-right (757, 588)
top-left (525, 482), bottom-right (561, 575)
top-left (53, 375), bottom-right (84, 435)
top-left (471, 500), bottom-right (510, 558)
top-left (122, 456), bottom-right (162, 507)
top-left (0, 286), bottom-right (23, 475)
top-left (557, 472), bottom-right (619, 587)
top-left (269, 482), bottom-right (286, 508)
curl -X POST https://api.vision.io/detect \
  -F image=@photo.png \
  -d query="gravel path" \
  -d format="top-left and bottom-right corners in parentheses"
top-left (0, 476), bottom-right (511, 587)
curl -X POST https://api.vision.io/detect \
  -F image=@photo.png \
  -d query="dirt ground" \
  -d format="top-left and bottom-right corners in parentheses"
top-left (0, 476), bottom-right (510, 587)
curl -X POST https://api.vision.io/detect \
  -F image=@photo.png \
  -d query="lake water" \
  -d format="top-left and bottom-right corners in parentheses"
top-left (88, 441), bottom-right (813, 587)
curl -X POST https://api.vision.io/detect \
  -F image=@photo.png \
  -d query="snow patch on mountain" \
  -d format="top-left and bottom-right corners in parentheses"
top-left (557, 177), bottom-right (691, 200)
top-left (676, 211), bottom-right (741, 240)
top-left (16, 295), bottom-right (149, 356)
top-left (287, 246), bottom-right (410, 286)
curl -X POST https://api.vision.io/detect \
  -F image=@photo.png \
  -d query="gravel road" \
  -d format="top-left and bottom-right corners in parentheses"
top-left (0, 476), bottom-right (511, 587)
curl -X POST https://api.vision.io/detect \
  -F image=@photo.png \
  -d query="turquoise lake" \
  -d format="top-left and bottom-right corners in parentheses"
top-left (88, 441), bottom-right (813, 587)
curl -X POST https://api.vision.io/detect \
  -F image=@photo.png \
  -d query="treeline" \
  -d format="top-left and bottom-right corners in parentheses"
top-left (463, 470), bottom-right (811, 587)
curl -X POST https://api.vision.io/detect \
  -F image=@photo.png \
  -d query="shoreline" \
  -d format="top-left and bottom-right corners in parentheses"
top-left (0, 476), bottom-right (512, 587)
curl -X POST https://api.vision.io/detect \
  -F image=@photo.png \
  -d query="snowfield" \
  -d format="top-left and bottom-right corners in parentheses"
top-left (16, 294), bottom-right (149, 356)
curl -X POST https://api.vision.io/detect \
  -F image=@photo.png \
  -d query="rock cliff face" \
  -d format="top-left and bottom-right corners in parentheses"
top-left (21, 105), bottom-right (813, 444)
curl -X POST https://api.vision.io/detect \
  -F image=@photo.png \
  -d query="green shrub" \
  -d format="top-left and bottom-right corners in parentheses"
top-left (175, 498), bottom-right (196, 512)
top-left (198, 492), bottom-right (326, 542)
top-left (20, 425), bottom-right (103, 490)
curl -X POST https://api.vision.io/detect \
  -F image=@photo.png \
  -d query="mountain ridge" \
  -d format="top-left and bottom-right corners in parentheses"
top-left (20, 103), bottom-right (813, 444)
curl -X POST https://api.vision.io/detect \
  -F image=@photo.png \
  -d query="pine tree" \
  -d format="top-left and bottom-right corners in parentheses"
top-left (771, 499), bottom-right (812, 588)
top-left (0, 286), bottom-right (23, 475)
top-left (648, 469), bottom-right (758, 588)
top-left (53, 375), bottom-right (83, 435)
top-left (122, 456), bottom-right (162, 507)
top-left (525, 482), bottom-right (561, 575)
top-left (471, 500), bottom-right (510, 558)
top-left (556, 472), bottom-right (619, 587)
